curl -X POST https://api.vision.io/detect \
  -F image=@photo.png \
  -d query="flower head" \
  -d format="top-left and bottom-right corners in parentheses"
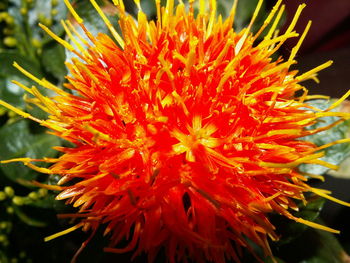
top-left (1, 0), bottom-right (350, 262)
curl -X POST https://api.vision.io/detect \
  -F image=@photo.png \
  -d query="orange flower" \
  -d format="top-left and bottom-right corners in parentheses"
top-left (1, 0), bottom-right (350, 262)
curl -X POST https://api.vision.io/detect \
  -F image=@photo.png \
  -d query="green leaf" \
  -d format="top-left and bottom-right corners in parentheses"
top-left (0, 250), bottom-right (9, 263)
top-left (140, 0), bottom-right (156, 18)
top-left (264, 256), bottom-right (286, 263)
top-left (270, 196), bottom-right (325, 245)
top-left (72, 0), bottom-right (120, 38)
top-left (328, 156), bottom-right (350, 179)
top-left (12, 205), bottom-right (47, 227)
top-left (0, 52), bottom-right (42, 108)
top-left (191, 0), bottom-right (262, 29)
top-left (216, 0), bottom-right (267, 32)
top-left (326, 101), bottom-right (350, 179)
top-left (28, 193), bottom-right (67, 212)
top-left (300, 99), bottom-right (350, 176)
top-left (235, 0), bottom-right (262, 31)
top-left (64, 0), bottom-right (122, 66)
top-left (0, 119), bottom-right (60, 184)
top-left (275, 220), bottom-right (350, 263)
top-left (41, 41), bottom-right (67, 81)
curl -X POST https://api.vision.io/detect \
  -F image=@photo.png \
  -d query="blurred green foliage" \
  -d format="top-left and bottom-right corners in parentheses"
top-left (300, 100), bottom-right (350, 175)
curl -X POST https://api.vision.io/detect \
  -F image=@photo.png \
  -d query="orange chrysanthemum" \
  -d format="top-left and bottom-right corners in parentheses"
top-left (1, 0), bottom-right (350, 262)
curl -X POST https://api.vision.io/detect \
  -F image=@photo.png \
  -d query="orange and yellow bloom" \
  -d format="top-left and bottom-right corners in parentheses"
top-left (1, 0), bottom-right (350, 262)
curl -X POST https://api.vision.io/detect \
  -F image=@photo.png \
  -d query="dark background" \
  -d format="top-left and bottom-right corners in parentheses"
top-left (281, 0), bottom-right (350, 98)
top-left (280, 0), bottom-right (350, 253)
